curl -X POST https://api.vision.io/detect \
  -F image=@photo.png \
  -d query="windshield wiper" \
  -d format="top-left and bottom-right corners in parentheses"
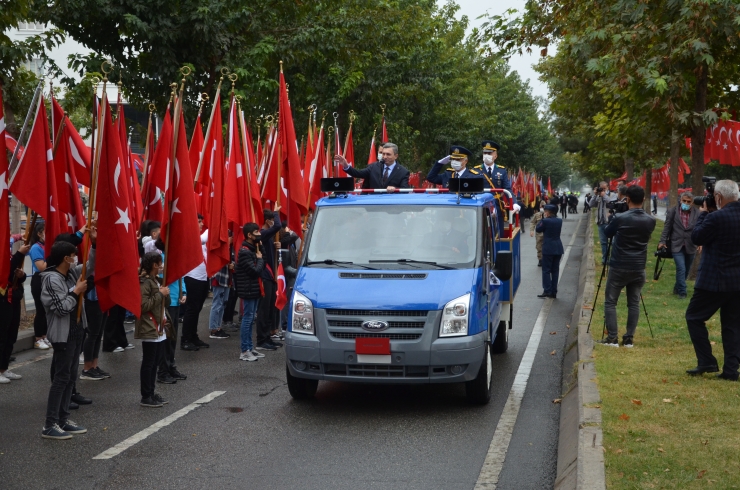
top-left (305, 259), bottom-right (377, 270)
top-left (368, 259), bottom-right (454, 270)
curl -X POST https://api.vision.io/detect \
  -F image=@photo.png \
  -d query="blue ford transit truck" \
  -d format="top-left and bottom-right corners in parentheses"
top-left (285, 187), bottom-right (520, 404)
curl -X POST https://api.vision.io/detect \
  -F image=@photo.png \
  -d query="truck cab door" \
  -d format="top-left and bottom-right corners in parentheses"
top-left (484, 206), bottom-right (500, 339)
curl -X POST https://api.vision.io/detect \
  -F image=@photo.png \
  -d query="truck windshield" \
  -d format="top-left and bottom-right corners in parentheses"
top-left (305, 205), bottom-right (479, 269)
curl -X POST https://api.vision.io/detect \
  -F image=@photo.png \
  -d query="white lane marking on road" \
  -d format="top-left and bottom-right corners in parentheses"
top-left (475, 214), bottom-right (582, 489)
top-left (9, 352), bottom-right (53, 370)
top-left (92, 391), bottom-right (226, 460)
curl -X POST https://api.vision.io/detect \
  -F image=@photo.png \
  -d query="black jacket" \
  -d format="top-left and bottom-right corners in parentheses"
top-left (235, 241), bottom-right (265, 299)
top-left (345, 161), bottom-right (410, 189)
top-left (260, 213), bottom-right (282, 282)
top-left (535, 216), bottom-right (564, 255)
top-left (605, 208), bottom-right (656, 270)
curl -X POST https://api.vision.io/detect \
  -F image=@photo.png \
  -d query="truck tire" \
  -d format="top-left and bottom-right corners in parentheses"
top-left (465, 342), bottom-right (492, 405)
top-left (286, 365), bottom-right (319, 400)
top-left (491, 318), bottom-right (509, 354)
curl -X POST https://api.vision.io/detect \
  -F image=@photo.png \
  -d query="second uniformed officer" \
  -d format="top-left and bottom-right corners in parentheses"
top-left (475, 140), bottom-right (511, 193)
top-left (426, 146), bottom-right (481, 187)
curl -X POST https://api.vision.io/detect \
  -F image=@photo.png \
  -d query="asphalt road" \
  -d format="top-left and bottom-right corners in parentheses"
top-left (0, 212), bottom-right (586, 490)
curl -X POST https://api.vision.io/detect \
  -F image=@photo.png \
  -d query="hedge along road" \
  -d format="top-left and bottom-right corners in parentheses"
top-left (0, 215), bottom-right (585, 490)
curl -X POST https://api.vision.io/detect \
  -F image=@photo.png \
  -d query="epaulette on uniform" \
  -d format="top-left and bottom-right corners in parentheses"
top-left (469, 169), bottom-right (479, 175)
top-left (446, 168), bottom-right (455, 172)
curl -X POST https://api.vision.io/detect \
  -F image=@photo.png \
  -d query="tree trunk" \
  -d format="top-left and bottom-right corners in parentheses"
top-left (668, 129), bottom-right (680, 207)
top-left (688, 249), bottom-right (701, 281)
top-left (624, 157), bottom-right (634, 180)
top-left (690, 65), bottom-right (708, 194)
top-left (643, 165), bottom-right (652, 213)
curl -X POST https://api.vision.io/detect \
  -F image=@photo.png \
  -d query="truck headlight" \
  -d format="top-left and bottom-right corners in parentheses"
top-left (439, 293), bottom-right (470, 337)
top-left (291, 290), bottom-right (314, 335)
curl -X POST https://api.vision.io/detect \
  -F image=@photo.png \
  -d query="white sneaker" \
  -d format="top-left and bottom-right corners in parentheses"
top-left (124, 344), bottom-right (135, 350)
top-left (240, 351), bottom-right (258, 362)
top-left (3, 371), bottom-right (21, 380)
top-left (79, 354), bottom-right (85, 365)
top-left (251, 350), bottom-right (265, 358)
top-left (34, 340), bottom-right (50, 350)
top-left (43, 338), bottom-right (52, 348)
top-left (0, 374), bottom-right (10, 384)
top-left (112, 347), bottom-right (125, 353)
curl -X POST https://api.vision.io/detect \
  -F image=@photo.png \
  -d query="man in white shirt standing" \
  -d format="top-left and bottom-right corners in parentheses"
top-left (181, 215), bottom-right (210, 351)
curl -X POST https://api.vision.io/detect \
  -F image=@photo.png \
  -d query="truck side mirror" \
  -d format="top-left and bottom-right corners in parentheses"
top-left (493, 251), bottom-right (512, 281)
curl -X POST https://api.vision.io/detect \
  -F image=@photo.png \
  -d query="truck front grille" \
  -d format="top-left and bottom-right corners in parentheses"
top-left (326, 309), bottom-right (429, 317)
top-left (329, 332), bottom-right (422, 341)
top-left (328, 320), bottom-right (426, 329)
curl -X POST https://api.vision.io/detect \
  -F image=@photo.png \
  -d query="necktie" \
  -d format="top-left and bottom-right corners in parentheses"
top-left (487, 167), bottom-right (493, 179)
top-left (383, 165), bottom-right (390, 185)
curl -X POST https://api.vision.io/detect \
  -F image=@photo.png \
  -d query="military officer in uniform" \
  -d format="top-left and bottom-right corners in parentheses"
top-left (426, 146), bottom-right (482, 188)
top-left (530, 201), bottom-right (545, 267)
top-left (475, 140), bottom-right (511, 192)
top-left (475, 140), bottom-right (512, 235)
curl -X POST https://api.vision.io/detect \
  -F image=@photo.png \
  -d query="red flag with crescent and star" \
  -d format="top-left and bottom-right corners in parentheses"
top-left (51, 97), bottom-right (86, 234)
top-left (95, 98), bottom-right (141, 316)
top-left (161, 98), bottom-right (203, 284)
top-left (275, 262), bottom-right (287, 310)
top-left (9, 95), bottom-right (63, 257)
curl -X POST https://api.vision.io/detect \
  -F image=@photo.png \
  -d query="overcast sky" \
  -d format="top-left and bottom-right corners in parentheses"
top-left (451, 0), bottom-right (549, 101)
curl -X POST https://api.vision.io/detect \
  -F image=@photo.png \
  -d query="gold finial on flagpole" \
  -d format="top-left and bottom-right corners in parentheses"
top-left (198, 93), bottom-right (209, 115)
top-left (280, 60), bottom-right (283, 73)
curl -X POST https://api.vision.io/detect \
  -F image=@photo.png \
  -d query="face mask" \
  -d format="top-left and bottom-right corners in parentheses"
top-left (252, 234), bottom-right (262, 242)
top-left (680, 203), bottom-right (690, 212)
top-left (377, 152), bottom-right (383, 161)
top-left (483, 155), bottom-right (493, 165)
top-left (451, 160), bottom-right (463, 171)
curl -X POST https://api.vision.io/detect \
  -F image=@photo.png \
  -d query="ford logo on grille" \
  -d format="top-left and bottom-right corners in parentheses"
top-left (362, 320), bottom-right (389, 331)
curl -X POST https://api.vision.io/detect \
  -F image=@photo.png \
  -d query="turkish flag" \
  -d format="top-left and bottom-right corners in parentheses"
top-left (305, 125), bottom-right (325, 210)
top-left (117, 104), bottom-right (142, 230)
top-left (141, 117), bottom-right (163, 222)
top-left (730, 121), bottom-right (740, 167)
top-left (0, 89), bottom-right (11, 290)
top-left (201, 93), bottom-right (229, 276)
top-left (50, 99), bottom-right (91, 187)
top-left (367, 132), bottom-right (376, 166)
top-left (51, 97), bottom-right (86, 234)
top-left (275, 262), bottom-right (287, 310)
top-left (225, 95), bottom-right (250, 248)
top-left (147, 106), bottom-right (172, 193)
top-left (381, 116), bottom-right (388, 143)
top-left (547, 176), bottom-right (552, 197)
top-left (94, 98), bottom-right (141, 316)
top-left (277, 69), bottom-right (308, 238)
top-left (260, 126), bottom-right (281, 204)
top-left (240, 109), bottom-right (263, 225)
top-left (9, 96), bottom-right (63, 257)
top-left (338, 124), bottom-right (354, 179)
top-left (161, 99), bottom-right (203, 284)
top-left (189, 113), bottom-right (204, 216)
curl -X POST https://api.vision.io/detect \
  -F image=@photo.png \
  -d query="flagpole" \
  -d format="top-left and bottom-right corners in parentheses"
top-left (194, 68), bottom-right (227, 188)
top-left (76, 63), bottom-right (110, 321)
top-left (139, 105), bottom-right (155, 191)
top-left (344, 110), bottom-right (354, 152)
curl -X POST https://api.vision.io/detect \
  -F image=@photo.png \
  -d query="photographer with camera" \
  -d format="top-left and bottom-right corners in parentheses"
top-left (598, 185), bottom-right (656, 347)
top-left (589, 181), bottom-right (617, 265)
top-left (685, 179), bottom-right (740, 381)
top-left (658, 192), bottom-right (700, 299)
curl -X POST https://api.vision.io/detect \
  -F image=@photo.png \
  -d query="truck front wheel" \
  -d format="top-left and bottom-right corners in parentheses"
top-left (286, 365), bottom-right (319, 400)
top-left (465, 342), bottom-right (492, 405)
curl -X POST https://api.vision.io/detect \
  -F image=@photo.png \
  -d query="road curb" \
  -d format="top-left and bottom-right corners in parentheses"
top-left (555, 214), bottom-right (606, 490)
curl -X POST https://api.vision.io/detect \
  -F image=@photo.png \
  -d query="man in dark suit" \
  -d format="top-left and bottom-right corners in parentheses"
top-left (559, 193), bottom-right (568, 219)
top-left (335, 143), bottom-right (410, 190)
top-left (536, 204), bottom-right (564, 299)
top-left (658, 191), bottom-right (700, 299)
top-left (426, 146), bottom-right (482, 188)
top-left (685, 180), bottom-right (740, 380)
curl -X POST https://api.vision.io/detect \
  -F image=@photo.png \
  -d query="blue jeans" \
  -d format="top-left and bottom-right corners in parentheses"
top-left (209, 286), bottom-right (230, 331)
top-left (597, 223), bottom-right (609, 264)
top-left (240, 298), bottom-right (259, 353)
top-left (673, 249), bottom-right (695, 297)
top-left (541, 254), bottom-right (562, 296)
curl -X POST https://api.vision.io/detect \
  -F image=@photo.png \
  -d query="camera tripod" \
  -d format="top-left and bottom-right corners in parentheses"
top-left (586, 237), bottom-right (654, 339)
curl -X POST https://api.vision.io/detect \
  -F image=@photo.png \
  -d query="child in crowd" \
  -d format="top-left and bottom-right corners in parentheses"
top-left (136, 252), bottom-right (170, 408)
